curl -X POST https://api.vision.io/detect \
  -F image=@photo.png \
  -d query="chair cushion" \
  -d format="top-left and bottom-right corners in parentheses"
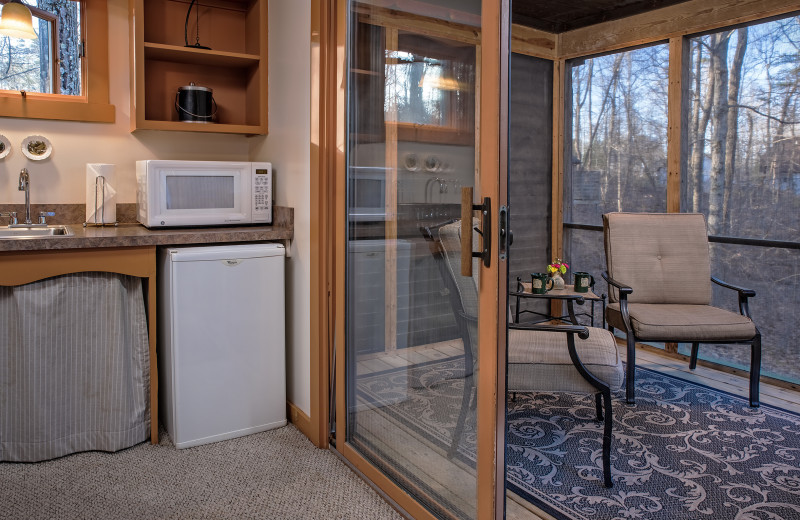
top-left (508, 327), bottom-right (623, 394)
top-left (603, 212), bottom-right (712, 305)
top-left (606, 302), bottom-right (757, 342)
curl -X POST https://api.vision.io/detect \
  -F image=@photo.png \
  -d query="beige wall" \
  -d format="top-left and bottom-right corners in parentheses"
top-left (0, 0), bottom-right (313, 416)
top-left (250, 0), bottom-right (312, 416)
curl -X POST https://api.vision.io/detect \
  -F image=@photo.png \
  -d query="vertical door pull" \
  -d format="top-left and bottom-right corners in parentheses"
top-left (499, 205), bottom-right (509, 261)
top-left (460, 187), bottom-right (492, 277)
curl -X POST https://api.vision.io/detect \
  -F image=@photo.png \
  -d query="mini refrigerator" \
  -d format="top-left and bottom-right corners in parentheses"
top-left (158, 243), bottom-right (286, 449)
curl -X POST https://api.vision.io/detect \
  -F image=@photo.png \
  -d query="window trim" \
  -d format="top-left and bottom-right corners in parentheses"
top-left (0, 0), bottom-right (113, 123)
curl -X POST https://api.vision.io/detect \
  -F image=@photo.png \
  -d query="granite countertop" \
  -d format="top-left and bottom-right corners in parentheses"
top-left (0, 206), bottom-right (293, 252)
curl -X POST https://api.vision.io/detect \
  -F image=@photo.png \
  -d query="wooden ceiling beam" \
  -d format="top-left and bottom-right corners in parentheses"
top-left (559, 0), bottom-right (800, 58)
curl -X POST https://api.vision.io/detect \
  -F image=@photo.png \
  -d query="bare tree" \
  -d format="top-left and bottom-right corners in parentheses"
top-left (707, 31), bottom-right (731, 235)
top-left (688, 41), bottom-right (715, 212)
top-left (722, 28), bottom-right (748, 229)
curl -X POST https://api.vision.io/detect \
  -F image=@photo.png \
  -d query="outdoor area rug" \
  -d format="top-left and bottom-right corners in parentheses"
top-left (357, 359), bottom-right (800, 520)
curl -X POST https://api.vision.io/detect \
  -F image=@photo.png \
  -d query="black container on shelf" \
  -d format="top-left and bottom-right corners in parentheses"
top-left (175, 83), bottom-right (216, 123)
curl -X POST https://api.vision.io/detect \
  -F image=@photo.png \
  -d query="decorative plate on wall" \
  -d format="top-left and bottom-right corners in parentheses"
top-left (21, 135), bottom-right (52, 161)
top-left (0, 135), bottom-right (11, 159)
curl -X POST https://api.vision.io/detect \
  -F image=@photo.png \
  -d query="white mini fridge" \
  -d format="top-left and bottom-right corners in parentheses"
top-left (158, 243), bottom-right (286, 449)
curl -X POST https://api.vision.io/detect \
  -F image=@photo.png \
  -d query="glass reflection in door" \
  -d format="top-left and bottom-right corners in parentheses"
top-left (345, 1), bottom-right (481, 518)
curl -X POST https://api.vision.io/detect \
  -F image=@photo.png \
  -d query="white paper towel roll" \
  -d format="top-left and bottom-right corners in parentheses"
top-left (86, 163), bottom-right (117, 224)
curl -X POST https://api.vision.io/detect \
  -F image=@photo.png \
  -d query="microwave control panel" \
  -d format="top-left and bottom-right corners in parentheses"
top-left (252, 164), bottom-right (273, 223)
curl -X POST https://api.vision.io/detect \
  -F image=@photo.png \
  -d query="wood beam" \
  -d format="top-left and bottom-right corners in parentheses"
top-left (511, 23), bottom-right (556, 59)
top-left (559, 0), bottom-right (800, 59)
top-left (666, 36), bottom-right (689, 213)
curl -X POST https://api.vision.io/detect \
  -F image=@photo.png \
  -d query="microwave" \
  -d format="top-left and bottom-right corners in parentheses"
top-left (348, 166), bottom-right (387, 222)
top-left (136, 160), bottom-right (272, 228)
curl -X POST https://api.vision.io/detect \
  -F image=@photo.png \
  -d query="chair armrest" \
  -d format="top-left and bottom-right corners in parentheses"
top-left (711, 276), bottom-right (756, 298)
top-left (509, 322), bottom-right (590, 340)
top-left (601, 271), bottom-right (632, 296)
top-left (711, 276), bottom-right (756, 318)
top-left (510, 322), bottom-right (609, 394)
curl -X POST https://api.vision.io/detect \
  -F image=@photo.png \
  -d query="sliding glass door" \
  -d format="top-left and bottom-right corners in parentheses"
top-left (334, 0), bottom-right (508, 518)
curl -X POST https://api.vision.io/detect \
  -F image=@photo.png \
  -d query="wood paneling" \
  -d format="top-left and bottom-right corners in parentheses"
top-left (512, 0), bottom-right (692, 33)
top-left (310, 0), bottom-right (337, 449)
top-left (667, 36), bottom-right (689, 213)
top-left (478, 1), bottom-right (505, 517)
top-left (511, 24), bottom-right (557, 59)
top-left (559, 0), bottom-right (800, 58)
top-left (356, 5), bottom-right (480, 45)
top-left (384, 27), bottom-right (399, 353)
top-left (129, 0), bottom-right (267, 134)
top-left (287, 401), bottom-right (313, 437)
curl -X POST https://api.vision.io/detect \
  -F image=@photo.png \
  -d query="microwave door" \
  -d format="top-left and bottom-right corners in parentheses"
top-left (159, 170), bottom-right (248, 225)
top-left (349, 167), bottom-right (387, 222)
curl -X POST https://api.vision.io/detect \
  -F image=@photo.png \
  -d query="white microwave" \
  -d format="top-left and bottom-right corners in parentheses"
top-left (136, 160), bottom-right (272, 228)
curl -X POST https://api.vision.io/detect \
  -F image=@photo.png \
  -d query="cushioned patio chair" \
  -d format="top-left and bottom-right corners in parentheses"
top-left (426, 220), bottom-right (623, 488)
top-left (602, 212), bottom-right (761, 407)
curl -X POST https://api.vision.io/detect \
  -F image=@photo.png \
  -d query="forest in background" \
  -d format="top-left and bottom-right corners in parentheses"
top-left (0, 0), bottom-right (81, 95)
top-left (564, 15), bottom-right (799, 382)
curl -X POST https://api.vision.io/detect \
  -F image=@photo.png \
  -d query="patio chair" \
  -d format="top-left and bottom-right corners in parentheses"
top-left (602, 212), bottom-right (761, 407)
top-left (425, 220), bottom-right (623, 488)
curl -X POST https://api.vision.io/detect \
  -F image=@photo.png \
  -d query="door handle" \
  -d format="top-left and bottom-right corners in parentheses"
top-left (499, 205), bottom-right (510, 261)
top-left (460, 186), bottom-right (491, 277)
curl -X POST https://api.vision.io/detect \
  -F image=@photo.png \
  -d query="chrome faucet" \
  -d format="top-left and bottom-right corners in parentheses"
top-left (18, 168), bottom-right (31, 225)
top-left (8, 169), bottom-right (55, 227)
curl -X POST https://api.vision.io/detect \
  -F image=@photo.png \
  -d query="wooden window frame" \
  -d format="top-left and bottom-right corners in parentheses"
top-left (551, 0), bottom-right (800, 262)
top-left (0, 0), bottom-right (113, 123)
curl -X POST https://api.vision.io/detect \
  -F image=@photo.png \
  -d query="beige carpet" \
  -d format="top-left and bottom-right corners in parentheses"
top-left (0, 425), bottom-right (403, 520)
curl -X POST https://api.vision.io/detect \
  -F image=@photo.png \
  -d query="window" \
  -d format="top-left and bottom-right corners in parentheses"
top-left (682, 16), bottom-right (800, 383)
top-left (563, 43), bottom-right (670, 306)
top-left (0, 0), bottom-right (82, 95)
top-left (385, 33), bottom-right (475, 130)
top-left (0, 0), bottom-right (112, 123)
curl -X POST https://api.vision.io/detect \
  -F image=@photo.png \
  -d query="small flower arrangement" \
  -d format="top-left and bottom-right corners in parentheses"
top-left (547, 258), bottom-right (569, 275)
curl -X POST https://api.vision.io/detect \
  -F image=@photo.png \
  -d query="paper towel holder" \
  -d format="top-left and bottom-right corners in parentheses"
top-left (83, 175), bottom-right (118, 227)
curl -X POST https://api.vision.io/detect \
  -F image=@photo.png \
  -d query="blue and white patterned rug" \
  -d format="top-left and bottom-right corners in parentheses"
top-left (357, 358), bottom-right (800, 520)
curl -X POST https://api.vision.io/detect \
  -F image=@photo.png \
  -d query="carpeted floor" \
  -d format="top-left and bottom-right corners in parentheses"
top-left (357, 358), bottom-right (800, 520)
top-left (0, 424), bottom-right (403, 520)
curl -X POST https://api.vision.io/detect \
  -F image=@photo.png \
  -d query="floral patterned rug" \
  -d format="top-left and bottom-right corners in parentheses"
top-left (357, 359), bottom-right (800, 520)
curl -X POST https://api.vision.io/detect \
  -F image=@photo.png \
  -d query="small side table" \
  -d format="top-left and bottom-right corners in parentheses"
top-left (511, 277), bottom-right (606, 327)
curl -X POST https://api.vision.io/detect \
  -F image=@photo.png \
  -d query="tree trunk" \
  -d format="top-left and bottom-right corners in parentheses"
top-left (583, 54), bottom-right (623, 169)
top-left (722, 28), bottom-right (748, 232)
top-left (690, 42), bottom-right (714, 213)
top-left (610, 72), bottom-right (621, 211)
top-left (624, 53), bottom-right (636, 195)
top-left (684, 43), bottom-right (702, 212)
top-left (37, 0), bottom-right (82, 95)
top-left (707, 32), bottom-right (731, 235)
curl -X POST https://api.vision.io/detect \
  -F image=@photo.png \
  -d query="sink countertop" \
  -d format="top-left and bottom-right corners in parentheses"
top-left (0, 207), bottom-right (293, 252)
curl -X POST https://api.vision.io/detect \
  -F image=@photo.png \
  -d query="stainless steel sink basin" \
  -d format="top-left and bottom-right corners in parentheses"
top-left (0, 225), bottom-right (73, 239)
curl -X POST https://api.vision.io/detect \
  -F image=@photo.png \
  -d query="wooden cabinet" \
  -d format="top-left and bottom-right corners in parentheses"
top-left (129, 0), bottom-right (267, 135)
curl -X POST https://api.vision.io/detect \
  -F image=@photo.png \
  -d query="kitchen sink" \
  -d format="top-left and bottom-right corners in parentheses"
top-left (0, 225), bottom-right (73, 239)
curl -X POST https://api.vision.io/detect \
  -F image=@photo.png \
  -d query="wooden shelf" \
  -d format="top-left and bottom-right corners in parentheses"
top-left (143, 42), bottom-right (261, 68)
top-left (130, 0), bottom-right (267, 135)
top-left (136, 119), bottom-right (265, 135)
